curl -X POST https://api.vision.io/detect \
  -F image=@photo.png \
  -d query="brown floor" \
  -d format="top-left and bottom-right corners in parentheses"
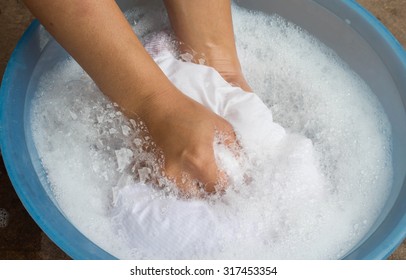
top-left (0, 0), bottom-right (405, 260)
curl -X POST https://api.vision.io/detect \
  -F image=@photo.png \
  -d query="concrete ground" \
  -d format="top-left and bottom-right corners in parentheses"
top-left (0, 0), bottom-right (405, 259)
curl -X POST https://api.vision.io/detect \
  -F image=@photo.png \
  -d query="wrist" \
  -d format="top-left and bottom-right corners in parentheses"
top-left (126, 83), bottom-right (181, 130)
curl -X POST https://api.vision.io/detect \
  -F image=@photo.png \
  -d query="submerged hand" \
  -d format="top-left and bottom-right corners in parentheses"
top-left (136, 87), bottom-right (236, 196)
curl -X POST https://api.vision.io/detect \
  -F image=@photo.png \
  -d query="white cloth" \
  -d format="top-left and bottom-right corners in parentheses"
top-left (110, 34), bottom-right (323, 259)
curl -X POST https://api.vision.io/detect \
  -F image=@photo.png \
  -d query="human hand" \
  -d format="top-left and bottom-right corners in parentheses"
top-left (135, 86), bottom-right (236, 196)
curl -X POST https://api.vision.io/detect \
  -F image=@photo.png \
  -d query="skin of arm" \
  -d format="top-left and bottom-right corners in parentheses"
top-left (164, 0), bottom-right (251, 92)
top-left (23, 0), bottom-right (238, 195)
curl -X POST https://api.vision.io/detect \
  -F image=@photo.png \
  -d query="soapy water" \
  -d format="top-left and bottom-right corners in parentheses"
top-left (29, 2), bottom-right (392, 259)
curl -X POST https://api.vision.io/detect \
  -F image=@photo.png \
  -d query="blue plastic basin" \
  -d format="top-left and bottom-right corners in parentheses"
top-left (1, 0), bottom-right (405, 259)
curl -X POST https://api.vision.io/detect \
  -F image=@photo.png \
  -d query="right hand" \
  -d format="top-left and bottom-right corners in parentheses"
top-left (135, 86), bottom-right (237, 196)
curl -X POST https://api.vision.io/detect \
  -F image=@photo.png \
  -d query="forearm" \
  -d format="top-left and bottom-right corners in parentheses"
top-left (23, 0), bottom-right (174, 118)
top-left (164, 0), bottom-right (250, 91)
top-left (164, 0), bottom-right (237, 64)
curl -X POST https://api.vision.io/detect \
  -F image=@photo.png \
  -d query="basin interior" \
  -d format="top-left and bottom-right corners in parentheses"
top-left (0, 0), bottom-right (404, 259)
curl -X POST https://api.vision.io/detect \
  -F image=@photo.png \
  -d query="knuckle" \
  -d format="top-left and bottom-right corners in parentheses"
top-left (182, 148), bottom-right (213, 172)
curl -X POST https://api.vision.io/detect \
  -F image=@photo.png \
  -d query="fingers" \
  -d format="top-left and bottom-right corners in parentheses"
top-left (166, 145), bottom-right (219, 196)
top-left (164, 121), bottom-right (237, 197)
top-left (167, 159), bottom-right (227, 197)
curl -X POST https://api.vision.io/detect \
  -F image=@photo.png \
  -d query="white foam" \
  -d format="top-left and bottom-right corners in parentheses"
top-left (30, 2), bottom-right (392, 259)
